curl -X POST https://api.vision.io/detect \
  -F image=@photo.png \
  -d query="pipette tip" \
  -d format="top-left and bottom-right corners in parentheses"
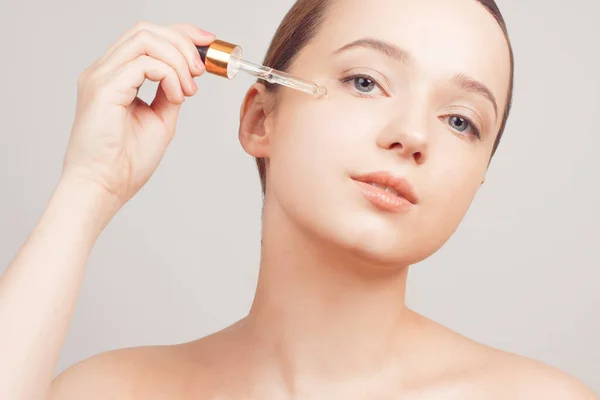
top-left (315, 85), bottom-right (328, 97)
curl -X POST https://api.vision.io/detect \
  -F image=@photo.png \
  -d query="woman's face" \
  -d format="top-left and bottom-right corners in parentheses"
top-left (248, 0), bottom-right (511, 267)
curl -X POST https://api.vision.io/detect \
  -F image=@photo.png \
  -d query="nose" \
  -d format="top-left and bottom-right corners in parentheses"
top-left (375, 113), bottom-right (428, 165)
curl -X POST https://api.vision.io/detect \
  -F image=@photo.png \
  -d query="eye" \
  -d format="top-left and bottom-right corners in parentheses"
top-left (442, 115), bottom-right (481, 139)
top-left (340, 74), bottom-right (387, 97)
top-left (353, 76), bottom-right (376, 93)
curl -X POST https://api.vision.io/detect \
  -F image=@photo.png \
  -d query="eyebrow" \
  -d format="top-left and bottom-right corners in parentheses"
top-left (451, 73), bottom-right (498, 121)
top-left (334, 38), bottom-right (413, 65)
top-left (333, 38), bottom-right (499, 121)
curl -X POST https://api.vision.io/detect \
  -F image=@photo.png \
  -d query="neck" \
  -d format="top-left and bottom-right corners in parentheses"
top-left (239, 198), bottom-right (418, 393)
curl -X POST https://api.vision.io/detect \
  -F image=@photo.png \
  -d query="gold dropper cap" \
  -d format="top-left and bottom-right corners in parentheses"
top-left (196, 40), bottom-right (242, 78)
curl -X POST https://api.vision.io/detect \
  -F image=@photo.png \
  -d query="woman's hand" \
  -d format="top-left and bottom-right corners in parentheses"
top-left (0, 23), bottom-right (216, 400)
top-left (62, 22), bottom-right (215, 207)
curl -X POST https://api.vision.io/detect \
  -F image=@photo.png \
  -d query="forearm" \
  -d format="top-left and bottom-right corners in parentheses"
top-left (0, 178), bottom-right (121, 399)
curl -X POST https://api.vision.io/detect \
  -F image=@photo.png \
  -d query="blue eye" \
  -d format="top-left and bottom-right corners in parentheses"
top-left (449, 116), bottom-right (469, 132)
top-left (341, 74), bottom-right (386, 97)
top-left (444, 115), bottom-right (481, 138)
top-left (353, 76), bottom-right (376, 92)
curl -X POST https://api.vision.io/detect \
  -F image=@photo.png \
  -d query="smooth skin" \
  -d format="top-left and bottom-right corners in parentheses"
top-left (1, 0), bottom-right (598, 399)
top-left (0, 22), bottom-right (213, 399)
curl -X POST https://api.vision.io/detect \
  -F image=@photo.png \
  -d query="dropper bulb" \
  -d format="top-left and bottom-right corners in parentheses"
top-left (196, 45), bottom-right (208, 64)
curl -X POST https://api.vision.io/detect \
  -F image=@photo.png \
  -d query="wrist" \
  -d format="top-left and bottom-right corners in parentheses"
top-left (52, 175), bottom-right (123, 235)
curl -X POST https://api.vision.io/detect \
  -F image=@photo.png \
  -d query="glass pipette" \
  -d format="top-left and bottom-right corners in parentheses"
top-left (196, 40), bottom-right (327, 97)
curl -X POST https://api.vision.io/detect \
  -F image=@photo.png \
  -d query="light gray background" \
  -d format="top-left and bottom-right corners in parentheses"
top-left (1, 0), bottom-right (598, 391)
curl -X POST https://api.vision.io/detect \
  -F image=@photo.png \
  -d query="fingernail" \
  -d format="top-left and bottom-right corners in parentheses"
top-left (194, 59), bottom-right (205, 73)
top-left (199, 29), bottom-right (215, 37)
top-left (191, 79), bottom-right (198, 91)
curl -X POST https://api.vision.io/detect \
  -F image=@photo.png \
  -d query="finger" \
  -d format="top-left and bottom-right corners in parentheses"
top-left (97, 29), bottom-right (197, 97)
top-left (151, 82), bottom-right (181, 137)
top-left (95, 21), bottom-right (214, 69)
top-left (167, 23), bottom-right (216, 76)
top-left (106, 55), bottom-right (184, 108)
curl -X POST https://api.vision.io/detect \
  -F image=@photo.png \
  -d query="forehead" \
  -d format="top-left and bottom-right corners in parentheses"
top-left (308, 0), bottom-right (511, 109)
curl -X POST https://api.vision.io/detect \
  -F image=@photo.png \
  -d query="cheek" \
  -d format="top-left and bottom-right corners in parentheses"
top-left (266, 97), bottom-right (337, 206)
top-left (424, 149), bottom-right (487, 227)
top-left (268, 91), bottom-right (386, 184)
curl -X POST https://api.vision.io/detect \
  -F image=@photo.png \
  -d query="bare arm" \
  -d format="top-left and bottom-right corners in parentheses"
top-left (0, 21), bottom-right (214, 400)
top-left (0, 178), bottom-right (120, 399)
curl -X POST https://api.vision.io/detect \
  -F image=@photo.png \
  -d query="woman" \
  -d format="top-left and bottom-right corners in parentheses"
top-left (0, 0), bottom-right (597, 398)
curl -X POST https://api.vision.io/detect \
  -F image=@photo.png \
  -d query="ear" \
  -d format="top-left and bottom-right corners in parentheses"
top-left (238, 83), bottom-right (275, 159)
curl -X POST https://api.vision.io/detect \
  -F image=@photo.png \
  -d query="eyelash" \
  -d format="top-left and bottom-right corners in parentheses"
top-left (339, 73), bottom-right (482, 139)
top-left (340, 73), bottom-right (388, 98)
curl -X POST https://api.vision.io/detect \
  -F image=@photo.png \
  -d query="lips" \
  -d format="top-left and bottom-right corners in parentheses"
top-left (352, 171), bottom-right (418, 205)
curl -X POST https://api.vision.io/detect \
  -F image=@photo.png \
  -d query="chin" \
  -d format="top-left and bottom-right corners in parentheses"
top-left (346, 218), bottom-right (435, 267)
top-left (271, 176), bottom-right (448, 268)
top-left (300, 204), bottom-right (437, 268)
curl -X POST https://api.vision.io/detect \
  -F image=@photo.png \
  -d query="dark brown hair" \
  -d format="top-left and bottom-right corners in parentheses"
top-left (255, 0), bottom-right (514, 195)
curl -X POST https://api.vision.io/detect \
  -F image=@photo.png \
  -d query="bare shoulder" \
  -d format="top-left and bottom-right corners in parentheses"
top-left (414, 314), bottom-right (598, 399)
top-left (482, 351), bottom-right (599, 400)
top-left (49, 344), bottom-right (198, 400)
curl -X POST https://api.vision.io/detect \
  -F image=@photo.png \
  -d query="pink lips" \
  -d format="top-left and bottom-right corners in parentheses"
top-left (352, 171), bottom-right (418, 213)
